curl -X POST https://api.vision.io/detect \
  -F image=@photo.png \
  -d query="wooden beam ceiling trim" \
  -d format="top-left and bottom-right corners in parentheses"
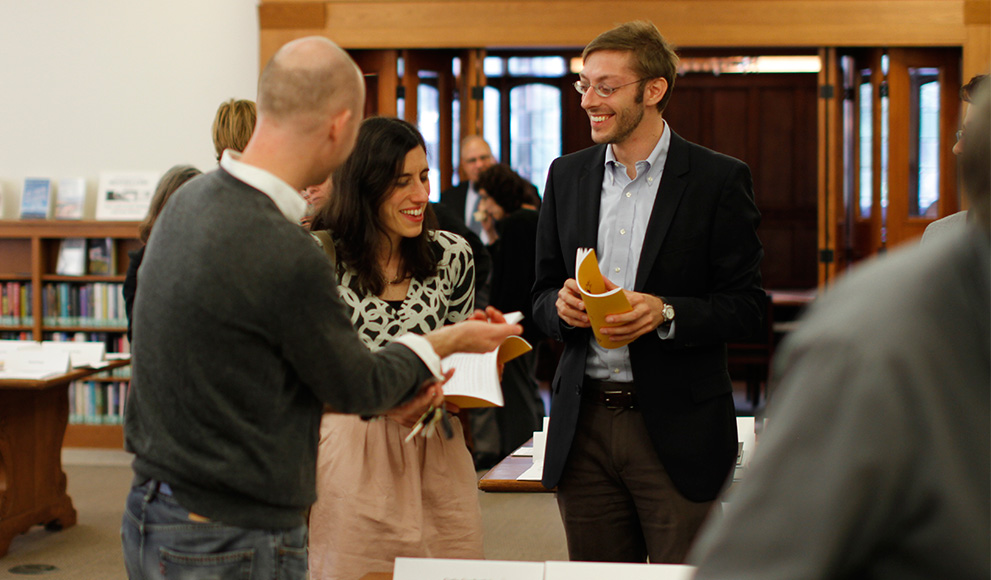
top-left (259, 1), bottom-right (964, 49)
top-left (964, 0), bottom-right (990, 24)
top-left (259, 3), bottom-right (327, 29)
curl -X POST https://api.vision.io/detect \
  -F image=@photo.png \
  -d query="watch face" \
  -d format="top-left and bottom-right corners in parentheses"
top-left (663, 304), bottom-right (674, 320)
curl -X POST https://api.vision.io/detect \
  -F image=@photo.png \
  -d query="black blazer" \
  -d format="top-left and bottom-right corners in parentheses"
top-left (439, 182), bottom-right (471, 222)
top-left (532, 130), bottom-right (765, 501)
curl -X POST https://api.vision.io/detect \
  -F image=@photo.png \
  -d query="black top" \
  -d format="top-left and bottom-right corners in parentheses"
top-left (488, 208), bottom-right (542, 343)
top-left (431, 201), bottom-right (491, 307)
top-left (122, 246), bottom-right (144, 342)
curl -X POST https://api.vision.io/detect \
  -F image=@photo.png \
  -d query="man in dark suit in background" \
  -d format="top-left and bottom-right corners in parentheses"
top-left (440, 135), bottom-right (497, 244)
top-left (532, 21), bottom-right (764, 563)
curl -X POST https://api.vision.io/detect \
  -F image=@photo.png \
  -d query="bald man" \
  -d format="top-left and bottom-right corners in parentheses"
top-left (441, 135), bottom-right (498, 242)
top-left (121, 37), bottom-right (520, 580)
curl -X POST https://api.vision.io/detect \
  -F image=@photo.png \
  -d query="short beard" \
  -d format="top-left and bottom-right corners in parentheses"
top-left (608, 104), bottom-right (645, 145)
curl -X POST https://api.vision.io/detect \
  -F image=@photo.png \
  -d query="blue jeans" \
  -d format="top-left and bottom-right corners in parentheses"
top-left (121, 480), bottom-right (308, 579)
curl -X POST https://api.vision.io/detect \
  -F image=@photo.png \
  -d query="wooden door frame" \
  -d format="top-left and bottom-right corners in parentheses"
top-left (885, 48), bottom-right (961, 246)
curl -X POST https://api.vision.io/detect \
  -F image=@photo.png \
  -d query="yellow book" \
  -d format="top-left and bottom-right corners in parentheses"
top-left (441, 311), bottom-right (532, 408)
top-left (576, 248), bottom-right (634, 349)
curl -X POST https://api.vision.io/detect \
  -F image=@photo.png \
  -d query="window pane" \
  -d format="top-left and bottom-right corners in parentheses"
top-left (909, 68), bottom-right (941, 217)
top-left (417, 83), bottom-right (441, 201)
top-left (452, 96), bottom-right (461, 182)
top-left (509, 84), bottom-right (562, 197)
top-left (880, 82), bottom-right (889, 236)
top-left (483, 86), bottom-right (501, 162)
top-left (507, 56), bottom-right (567, 77)
top-left (858, 79), bottom-right (873, 219)
top-left (484, 56), bottom-right (504, 77)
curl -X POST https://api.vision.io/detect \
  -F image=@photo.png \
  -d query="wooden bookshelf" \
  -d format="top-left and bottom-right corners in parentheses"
top-left (0, 220), bottom-right (140, 448)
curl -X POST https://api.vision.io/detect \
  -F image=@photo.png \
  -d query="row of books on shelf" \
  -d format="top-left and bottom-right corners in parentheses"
top-left (12, 172), bottom-right (159, 221)
top-left (69, 380), bottom-right (128, 425)
top-left (0, 281), bottom-right (31, 325)
top-left (41, 282), bottom-right (127, 328)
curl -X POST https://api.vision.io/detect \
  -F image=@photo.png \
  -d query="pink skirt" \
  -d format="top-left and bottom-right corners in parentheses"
top-left (308, 413), bottom-right (484, 580)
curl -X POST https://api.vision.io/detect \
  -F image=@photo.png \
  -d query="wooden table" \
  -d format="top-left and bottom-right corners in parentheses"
top-left (477, 441), bottom-right (554, 493)
top-left (0, 359), bottom-right (130, 557)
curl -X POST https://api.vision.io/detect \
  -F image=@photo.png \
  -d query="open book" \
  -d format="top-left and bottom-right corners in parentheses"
top-left (576, 247), bottom-right (634, 349)
top-left (441, 311), bottom-right (532, 408)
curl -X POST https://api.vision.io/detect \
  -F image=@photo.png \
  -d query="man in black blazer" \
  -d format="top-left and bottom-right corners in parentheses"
top-left (532, 21), bottom-right (764, 564)
top-left (440, 135), bottom-right (497, 243)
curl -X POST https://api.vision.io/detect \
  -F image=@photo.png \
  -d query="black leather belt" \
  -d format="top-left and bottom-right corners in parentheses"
top-left (583, 380), bottom-right (638, 409)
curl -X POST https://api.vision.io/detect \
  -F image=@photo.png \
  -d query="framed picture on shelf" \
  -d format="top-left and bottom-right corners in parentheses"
top-left (55, 177), bottom-right (87, 220)
top-left (20, 177), bottom-right (53, 219)
top-left (95, 171), bottom-right (159, 221)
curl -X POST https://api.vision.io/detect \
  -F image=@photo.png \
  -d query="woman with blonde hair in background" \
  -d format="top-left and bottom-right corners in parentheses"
top-left (211, 98), bottom-right (256, 161)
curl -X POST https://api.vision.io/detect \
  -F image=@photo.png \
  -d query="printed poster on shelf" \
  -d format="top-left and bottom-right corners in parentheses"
top-left (95, 171), bottom-right (160, 221)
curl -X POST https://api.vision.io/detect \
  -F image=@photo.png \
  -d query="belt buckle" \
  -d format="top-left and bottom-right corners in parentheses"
top-left (602, 390), bottom-right (628, 409)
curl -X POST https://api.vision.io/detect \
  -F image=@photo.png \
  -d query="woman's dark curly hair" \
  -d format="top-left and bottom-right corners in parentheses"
top-left (475, 163), bottom-right (530, 215)
top-left (310, 117), bottom-right (438, 295)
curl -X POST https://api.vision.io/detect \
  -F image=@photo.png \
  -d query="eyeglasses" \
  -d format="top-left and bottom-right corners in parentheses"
top-left (956, 129), bottom-right (964, 143)
top-left (573, 78), bottom-right (646, 98)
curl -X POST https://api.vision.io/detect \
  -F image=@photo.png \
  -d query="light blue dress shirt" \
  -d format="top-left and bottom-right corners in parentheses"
top-left (585, 122), bottom-right (674, 382)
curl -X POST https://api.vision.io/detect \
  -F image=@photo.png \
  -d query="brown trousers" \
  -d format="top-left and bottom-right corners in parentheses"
top-left (556, 395), bottom-right (715, 563)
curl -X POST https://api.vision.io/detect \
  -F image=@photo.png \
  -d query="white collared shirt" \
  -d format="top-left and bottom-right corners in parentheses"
top-left (220, 149), bottom-right (308, 225)
top-left (586, 121), bottom-right (674, 382)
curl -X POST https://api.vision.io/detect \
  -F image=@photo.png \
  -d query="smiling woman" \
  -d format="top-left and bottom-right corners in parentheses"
top-left (307, 116), bottom-right (482, 580)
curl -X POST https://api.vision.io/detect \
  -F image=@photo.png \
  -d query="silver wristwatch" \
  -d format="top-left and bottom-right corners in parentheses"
top-left (661, 302), bottom-right (675, 323)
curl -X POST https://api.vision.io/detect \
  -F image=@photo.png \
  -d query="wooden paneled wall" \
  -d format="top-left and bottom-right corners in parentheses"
top-left (667, 74), bottom-right (819, 289)
top-left (259, 0), bottom-right (990, 78)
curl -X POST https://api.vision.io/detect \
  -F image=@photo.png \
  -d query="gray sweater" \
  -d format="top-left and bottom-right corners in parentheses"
top-left (125, 169), bottom-right (430, 529)
top-left (690, 228), bottom-right (990, 578)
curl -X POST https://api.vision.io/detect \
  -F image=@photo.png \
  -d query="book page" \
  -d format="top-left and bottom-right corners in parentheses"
top-left (442, 350), bottom-right (503, 407)
top-left (439, 311), bottom-right (530, 407)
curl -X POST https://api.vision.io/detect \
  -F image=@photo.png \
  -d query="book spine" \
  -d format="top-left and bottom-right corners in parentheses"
top-left (11, 282), bottom-right (20, 325)
top-left (1, 283), bottom-right (9, 325)
top-left (22, 283), bottom-right (32, 325)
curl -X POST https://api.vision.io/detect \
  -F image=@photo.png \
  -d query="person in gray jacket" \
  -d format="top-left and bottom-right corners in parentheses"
top-left (689, 82), bottom-right (989, 580)
top-left (120, 36), bottom-right (520, 580)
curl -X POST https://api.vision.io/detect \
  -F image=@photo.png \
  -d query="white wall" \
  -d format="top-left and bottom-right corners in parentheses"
top-left (0, 0), bottom-right (260, 218)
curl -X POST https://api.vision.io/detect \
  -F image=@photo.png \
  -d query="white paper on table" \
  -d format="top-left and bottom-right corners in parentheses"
top-left (517, 430), bottom-right (546, 481)
top-left (393, 557), bottom-right (544, 580)
top-left (517, 462), bottom-right (543, 481)
top-left (0, 340), bottom-right (42, 356)
top-left (41, 340), bottom-right (106, 368)
top-left (545, 560), bottom-right (696, 580)
top-left (734, 416), bottom-right (756, 481)
top-left (512, 445), bottom-right (534, 457)
top-left (0, 349), bottom-right (70, 380)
